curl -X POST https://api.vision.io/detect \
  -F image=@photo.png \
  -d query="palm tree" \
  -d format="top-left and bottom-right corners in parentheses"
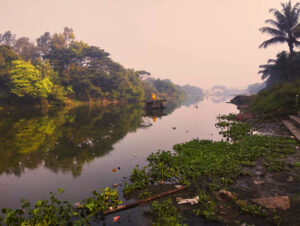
top-left (259, 1), bottom-right (300, 64)
top-left (258, 51), bottom-right (290, 87)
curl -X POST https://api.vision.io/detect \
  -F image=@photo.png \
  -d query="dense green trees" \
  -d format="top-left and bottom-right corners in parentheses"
top-left (9, 60), bottom-right (53, 100)
top-left (143, 78), bottom-right (186, 100)
top-left (0, 27), bottom-right (149, 105)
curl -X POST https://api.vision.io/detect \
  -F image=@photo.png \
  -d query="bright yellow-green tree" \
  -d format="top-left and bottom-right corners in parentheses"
top-left (9, 60), bottom-right (53, 100)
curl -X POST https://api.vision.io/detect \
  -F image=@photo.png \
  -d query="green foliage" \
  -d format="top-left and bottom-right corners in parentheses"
top-left (241, 204), bottom-right (267, 217)
top-left (291, 161), bottom-right (300, 167)
top-left (151, 199), bottom-right (185, 226)
top-left (216, 121), bottom-right (252, 141)
top-left (193, 190), bottom-right (217, 221)
top-left (0, 45), bottom-right (19, 98)
top-left (123, 166), bottom-right (149, 195)
top-left (2, 187), bottom-right (122, 225)
top-left (0, 28), bottom-right (148, 105)
top-left (9, 60), bottom-right (53, 100)
top-left (143, 78), bottom-right (186, 101)
top-left (138, 190), bottom-right (151, 199)
top-left (264, 159), bottom-right (286, 172)
top-left (248, 80), bottom-right (300, 118)
top-left (124, 116), bottom-right (297, 194)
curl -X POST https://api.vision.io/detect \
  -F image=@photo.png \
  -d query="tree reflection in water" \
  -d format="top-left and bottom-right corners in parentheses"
top-left (0, 97), bottom-right (194, 178)
top-left (0, 104), bottom-right (145, 177)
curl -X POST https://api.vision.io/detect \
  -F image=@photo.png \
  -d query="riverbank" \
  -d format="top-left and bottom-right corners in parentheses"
top-left (1, 99), bottom-right (299, 225)
top-left (122, 114), bottom-right (300, 226)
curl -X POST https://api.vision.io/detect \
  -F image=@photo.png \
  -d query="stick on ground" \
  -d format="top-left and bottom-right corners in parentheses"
top-left (104, 185), bottom-right (188, 215)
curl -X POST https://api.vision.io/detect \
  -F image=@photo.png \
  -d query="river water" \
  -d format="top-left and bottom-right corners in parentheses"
top-left (0, 96), bottom-right (238, 224)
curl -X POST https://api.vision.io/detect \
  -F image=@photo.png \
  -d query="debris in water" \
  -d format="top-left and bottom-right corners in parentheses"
top-left (112, 168), bottom-right (117, 173)
top-left (173, 127), bottom-right (176, 130)
top-left (176, 196), bottom-right (199, 205)
top-left (133, 154), bottom-right (137, 157)
top-left (113, 216), bottom-right (120, 223)
top-left (113, 183), bottom-right (118, 187)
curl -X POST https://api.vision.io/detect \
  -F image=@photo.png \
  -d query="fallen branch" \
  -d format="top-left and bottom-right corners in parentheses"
top-left (104, 185), bottom-right (188, 215)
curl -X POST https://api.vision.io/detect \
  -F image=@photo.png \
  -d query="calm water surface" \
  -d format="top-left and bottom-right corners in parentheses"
top-left (0, 96), bottom-right (237, 224)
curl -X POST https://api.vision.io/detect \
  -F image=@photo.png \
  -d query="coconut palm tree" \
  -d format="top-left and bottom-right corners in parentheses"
top-left (259, 1), bottom-right (300, 64)
top-left (258, 51), bottom-right (290, 87)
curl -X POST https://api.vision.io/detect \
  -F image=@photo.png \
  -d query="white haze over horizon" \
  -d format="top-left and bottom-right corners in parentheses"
top-left (0, 0), bottom-right (291, 89)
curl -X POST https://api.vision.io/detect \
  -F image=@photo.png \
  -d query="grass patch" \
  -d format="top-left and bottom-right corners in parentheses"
top-left (240, 204), bottom-right (267, 217)
top-left (151, 199), bottom-right (186, 226)
top-left (264, 159), bottom-right (287, 172)
top-left (248, 80), bottom-right (300, 119)
top-left (291, 162), bottom-right (300, 167)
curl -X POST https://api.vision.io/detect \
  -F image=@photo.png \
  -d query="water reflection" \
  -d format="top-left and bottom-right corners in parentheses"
top-left (0, 104), bottom-right (146, 177)
top-left (0, 99), bottom-right (188, 178)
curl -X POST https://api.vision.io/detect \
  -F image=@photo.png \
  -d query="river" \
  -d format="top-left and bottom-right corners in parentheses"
top-left (0, 96), bottom-right (238, 225)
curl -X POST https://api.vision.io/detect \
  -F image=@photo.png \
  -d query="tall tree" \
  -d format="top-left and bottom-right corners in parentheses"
top-left (14, 37), bottom-right (38, 61)
top-left (259, 1), bottom-right (300, 64)
top-left (36, 32), bottom-right (52, 57)
top-left (0, 31), bottom-right (16, 47)
top-left (258, 51), bottom-right (290, 87)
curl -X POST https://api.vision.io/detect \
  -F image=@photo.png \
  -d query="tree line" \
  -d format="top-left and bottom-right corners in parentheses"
top-left (0, 28), bottom-right (185, 106)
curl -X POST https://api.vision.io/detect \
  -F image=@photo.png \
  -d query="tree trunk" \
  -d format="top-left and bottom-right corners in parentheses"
top-left (289, 43), bottom-right (294, 79)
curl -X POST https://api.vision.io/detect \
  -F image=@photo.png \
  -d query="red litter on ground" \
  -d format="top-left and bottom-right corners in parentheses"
top-left (113, 216), bottom-right (120, 223)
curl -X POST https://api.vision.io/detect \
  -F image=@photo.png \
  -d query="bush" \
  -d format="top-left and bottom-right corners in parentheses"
top-left (248, 80), bottom-right (300, 118)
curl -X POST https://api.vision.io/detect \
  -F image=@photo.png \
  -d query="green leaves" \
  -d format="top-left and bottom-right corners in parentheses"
top-left (1, 187), bottom-right (122, 225)
top-left (9, 60), bottom-right (53, 100)
top-left (124, 115), bottom-right (297, 197)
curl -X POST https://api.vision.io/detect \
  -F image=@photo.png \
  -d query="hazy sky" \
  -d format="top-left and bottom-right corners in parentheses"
top-left (0, 0), bottom-right (291, 88)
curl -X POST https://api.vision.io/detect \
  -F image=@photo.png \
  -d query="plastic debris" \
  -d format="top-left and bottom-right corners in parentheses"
top-left (74, 202), bottom-right (82, 208)
top-left (113, 183), bottom-right (118, 187)
top-left (112, 168), bottom-right (117, 173)
top-left (253, 180), bottom-right (264, 185)
top-left (176, 196), bottom-right (199, 205)
top-left (174, 185), bottom-right (183, 189)
top-left (133, 154), bottom-right (137, 157)
top-left (113, 216), bottom-right (120, 223)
